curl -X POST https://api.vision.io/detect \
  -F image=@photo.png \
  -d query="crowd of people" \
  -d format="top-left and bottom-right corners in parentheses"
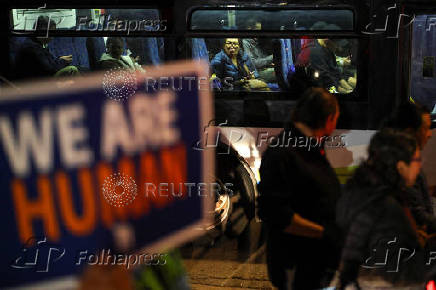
top-left (258, 88), bottom-right (434, 289)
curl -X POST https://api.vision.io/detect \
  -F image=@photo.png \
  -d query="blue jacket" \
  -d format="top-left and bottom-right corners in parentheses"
top-left (210, 50), bottom-right (259, 84)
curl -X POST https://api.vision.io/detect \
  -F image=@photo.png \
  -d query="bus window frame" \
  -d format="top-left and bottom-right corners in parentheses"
top-left (187, 5), bottom-right (357, 33)
top-left (404, 6), bottom-right (436, 125)
top-left (8, 6), bottom-right (171, 37)
top-left (186, 5), bottom-right (366, 102)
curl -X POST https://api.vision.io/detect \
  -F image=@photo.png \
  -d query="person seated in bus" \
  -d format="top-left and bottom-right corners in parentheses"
top-left (337, 129), bottom-right (434, 289)
top-left (241, 19), bottom-right (275, 83)
top-left (210, 38), bottom-right (269, 90)
top-left (99, 37), bottom-right (144, 72)
top-left (14, 16), bottom-right (80, 80)
top-left (295, 24), bottom-right (355, 93)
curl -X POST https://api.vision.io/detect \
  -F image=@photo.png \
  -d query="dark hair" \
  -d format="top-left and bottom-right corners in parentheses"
top-left (349, 129), bottom-right (417, 191)
top-left (381, 101), bottom-right (430, 132)
top-left (222, 38), bottom-right (242, 48)
top-left (106, 37), bottom-right (124, 48)
top-left (291, 87), bottom-right (338, 129)
top-left (34, 15), bottom-right (56, 31)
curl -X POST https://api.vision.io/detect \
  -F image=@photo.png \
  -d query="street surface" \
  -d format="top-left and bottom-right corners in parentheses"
top-left (181, 220), bottom-right (275, 289)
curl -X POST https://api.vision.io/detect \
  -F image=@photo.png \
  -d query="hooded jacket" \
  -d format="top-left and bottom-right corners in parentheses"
top-left (337, 165), bottom-right (426, 286)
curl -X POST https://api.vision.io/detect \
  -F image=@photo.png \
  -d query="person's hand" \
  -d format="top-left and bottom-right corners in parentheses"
top-left (347, 77), bottom-right (356, 88)
top-left (60, 55), bottom-right (73, 64)
top-left (338, 86), bottom-right (353, 94)
top-left (247, 79), bottom-right (268, 89)
top-left (130, 55), bottom-right (140, 63)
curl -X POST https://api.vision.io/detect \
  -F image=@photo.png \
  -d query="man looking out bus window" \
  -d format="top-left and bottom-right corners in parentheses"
top-left (258, 88), bottom-right (342, 290)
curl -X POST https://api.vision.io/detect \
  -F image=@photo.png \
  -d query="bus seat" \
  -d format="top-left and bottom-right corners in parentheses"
top-left (191, 38), bottom-right (222, 90)
top-left (192, 38), bottom-right (209, 60)
top-left (143, 37), bottom-right (161, 65)
top-left (86, 37), bottom-right (106, 70)
top-left (8, 37), bottom-right (29, 79)
top-left (9, 37), bottom-right (28, 67)
top-left (125, 37), bottom-right (161, 66)
top-left (72, 37), bottom-right (90, 69)
top-left (276, 39), bottom-right (295, 89)
top-left (48, 37), bottom-right (90, 69)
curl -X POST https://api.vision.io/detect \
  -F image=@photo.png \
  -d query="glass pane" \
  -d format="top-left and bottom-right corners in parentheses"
top-left (9, 36), bottom-right (163, 81)
top-left (190, 9), bottom-right (354, 31)
top-left (410, 15), bottom-right (436, 114)
top-left (192, 37), bottom-right (357, 94)
top-left (11, 9), bottom-right (163, 32)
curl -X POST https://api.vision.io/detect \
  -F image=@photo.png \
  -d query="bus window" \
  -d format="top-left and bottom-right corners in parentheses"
top-left (190, 9), bottom-right (354, 31)
top-left (189, 8), bottom-right (357, 94)
top-left (411, 14), bottom-right (436, 114)
top-left (8, 9), bottom-right (165, 82)
top-left (192, 37), bottom-right (357, 93)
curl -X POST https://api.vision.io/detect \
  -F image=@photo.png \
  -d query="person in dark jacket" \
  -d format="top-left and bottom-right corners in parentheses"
top-left (295, 24), bottom-right (355, 93)
top-left (381, 102), bottom-right (435, 232)
top-left (210, 38), bottom-right (268, 90)
top-left (14, 16), bottom-right (79, 80)
top-left (258, 87), bottom-right (342, 290)
top-left (337, 129), bottom-right (428, 289)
